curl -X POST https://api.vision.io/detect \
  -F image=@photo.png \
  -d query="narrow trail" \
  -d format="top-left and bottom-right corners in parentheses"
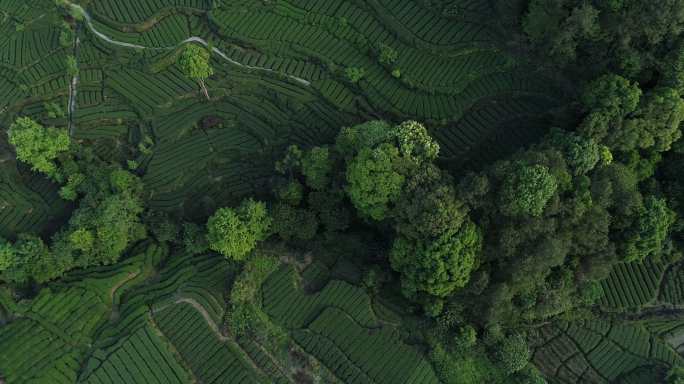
top-left (154, 297), bottom-right (267, 377)
top-left (173, 297), bottom-right (229, 341)
top-left (67, 2), bottom-right (311, 86)
top-left (67, 34), bottom-right (80, 137)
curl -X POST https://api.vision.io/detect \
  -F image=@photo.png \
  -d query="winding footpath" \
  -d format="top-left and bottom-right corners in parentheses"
top-left (67, 2), bottom-right (311, 86)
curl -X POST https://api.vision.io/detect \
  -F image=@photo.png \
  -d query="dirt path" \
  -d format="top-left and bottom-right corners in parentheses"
top-left (67, 34), bottom-right (80, 137)
top-left (65, 2), bottom-right (311, 86)
top-left (174, 297), bottom-right (229, 341)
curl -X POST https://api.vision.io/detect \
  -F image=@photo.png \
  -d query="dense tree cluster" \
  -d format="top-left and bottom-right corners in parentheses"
top-left (523, 0), bottom-right (684, 77)
top-left (7, 117), bottom-right (70, 181)
top-left (269, 120), bottom-right (483, 313)
top-left (1, 118), bottom-right (147, 283)
top-left (2, 2), bottom-right (684, 382)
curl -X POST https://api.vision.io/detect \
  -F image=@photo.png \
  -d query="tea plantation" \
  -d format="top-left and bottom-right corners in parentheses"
top-left (1, 0), bottom-right (684, 383)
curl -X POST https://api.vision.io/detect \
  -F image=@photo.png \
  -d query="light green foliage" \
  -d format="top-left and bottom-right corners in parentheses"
top-left (44, 101), bottom-right (65, 118)
top-left (625, 196), bottom-right (677, 262)
top-left (500, 163), bottom-right (558, 217)
top-left (66, 191), bottom-right (145, 265)
top-left (394, 120), bottom-right (440, 163)
top-left (496, 334), bottom-right (530, 374)
top-left (301, 146), bottom-right (332, 190)
top-left (430, 344), bottom-right (504, 384)
top-left (600, 145), bottom-right (613, 165)
top-left (345, 144), bottom-right (405, 220)
top-left (668, 366), bottom-right (684, 384)
top-left (378, 43), bottom-right (398, 65)
top-left (66, 55), bottom-right (78, 77)
top-left (58, 21), bottom-right (73, 47)
top-left (53, 165), bottom-right (146, 269)
top-left (59, 172), bottom-right (85, 201)
top-left (137, 135), bottom-right (153, 155)
top-left (179, 44), bottom-right (213, 83)
top-left (207, 199), bottom-right (272, 260)
top-left (345, 66), bottom-right (366, 83)
top-left (68, 228), bottom-right (94, 252)
top-left (390, 220), bottom-right (481, 298)
top-left (179, 44), bottom-right (213, 98)
top-left (8, 117), bottom-right (70, 180)
top-left (109, 168), bottom-right (137, 193)
top-left (271, 203), bottom-right (318, 241)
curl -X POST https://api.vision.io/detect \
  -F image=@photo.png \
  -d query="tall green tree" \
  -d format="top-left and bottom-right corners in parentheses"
top-left (623, 196), bottom-right (677, 262)
top-left (390, 220), bottom-right (481, 300)
top-left (207, 199), bottom-right (272, 260)
top-left (179, 44), bottom-right (214, 100)
top-left (499, 163), bottom-right (558, 217)
top-left (345, 144), bottom-right (405, 221)
top-left (8, 117), bottom-right (70, 181)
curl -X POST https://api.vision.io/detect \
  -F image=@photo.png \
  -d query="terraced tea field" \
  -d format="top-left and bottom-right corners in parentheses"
top-left (0, 0), bottom-right (563, 227)
top-left (2, 0), bottom-right (682, 383)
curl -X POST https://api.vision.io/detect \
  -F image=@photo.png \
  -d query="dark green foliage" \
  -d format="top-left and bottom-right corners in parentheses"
top-left (548, 129), bottom-right (600, 175)
top-left (523, 0), bottom-right (684, 76)
top-left (624, 196), bottom-right (677, 262)
top-left (145, 211), bottom-right (180, 243)
top-left (0, 238), bottom-right (12, 271)
top-left (390, 221), bottom-right (481, 299)
top-left (579, 74), bottom-right (642, 143)
top-left (206, 199), bottom-right (272, 260)
top-left (495, 334), bottom-right (530, 374)
top-left (307, 190), bottom-right (351, 233)
top-left (275, 145), bottom-right (303, 175)
top-left (301, 146), bottom-right (332, 191)
top-left (182, 223), bottom-right (209, 255)
top-left (394, 164), bottom-right (467, 239)
top-left (271, 203), bottom-right (318, 241)
top-left (274, 180), bottom-right (304, 205)
top-left (335, 120), bottom-right (393, 158)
